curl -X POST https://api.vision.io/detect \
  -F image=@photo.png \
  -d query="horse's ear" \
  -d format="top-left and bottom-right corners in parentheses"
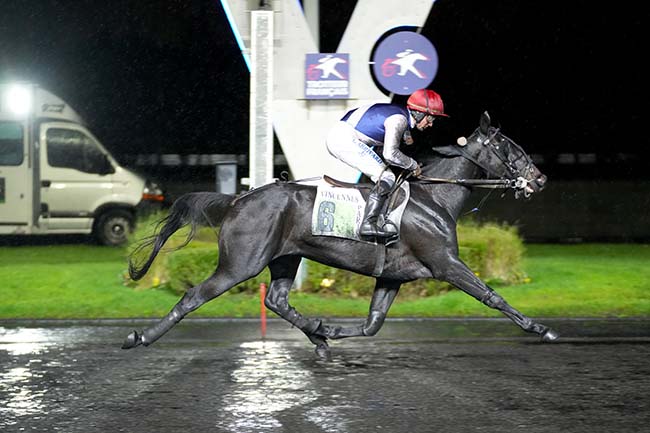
top-left (479, 111), bottom-right (491, 136)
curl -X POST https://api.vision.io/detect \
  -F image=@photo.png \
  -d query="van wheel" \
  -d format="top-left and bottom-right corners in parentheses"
top-left (94, 210), bottom-right (133, 246)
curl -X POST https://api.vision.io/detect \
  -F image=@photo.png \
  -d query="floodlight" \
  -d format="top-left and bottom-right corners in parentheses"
top-left (4, 84), bottom-right (32, 116)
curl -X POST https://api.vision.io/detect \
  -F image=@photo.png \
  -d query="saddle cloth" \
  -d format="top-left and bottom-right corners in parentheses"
top-left (311, 181), bottom-right (410, 241)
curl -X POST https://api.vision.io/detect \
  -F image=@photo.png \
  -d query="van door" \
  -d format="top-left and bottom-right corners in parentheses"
top-left (0, 119), bottom-right (34, 230)
top-left (40, 122), bottom-right (115, 231)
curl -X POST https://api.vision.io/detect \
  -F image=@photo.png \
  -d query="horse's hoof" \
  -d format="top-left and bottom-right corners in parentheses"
top-left (122, 330), bottom-right (142, 349)
top-left (315, 343), bottom-right (332, 361)
top-left (320, 325), bottom-right (342, 339)
top-left (541, 328), bottom-right (559, 343)
top-left (307, 332), bottom-right (328, 347)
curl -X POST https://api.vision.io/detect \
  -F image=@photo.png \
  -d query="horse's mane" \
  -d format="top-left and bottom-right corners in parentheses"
top-left (418, 145), bottom-right (465, 175)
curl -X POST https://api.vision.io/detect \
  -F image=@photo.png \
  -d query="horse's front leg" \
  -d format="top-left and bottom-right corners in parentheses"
top-left (315, 279), bottom-right (401, 340)
top-left (438, 256), bottom-right (559, 342)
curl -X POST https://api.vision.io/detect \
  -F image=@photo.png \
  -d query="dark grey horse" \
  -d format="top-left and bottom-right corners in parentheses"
top-left (123, 112), bottom-right (558, 358)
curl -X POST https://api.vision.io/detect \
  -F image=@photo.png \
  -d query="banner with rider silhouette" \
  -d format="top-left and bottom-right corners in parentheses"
top-left (305, 53), bottom-right (350, 99)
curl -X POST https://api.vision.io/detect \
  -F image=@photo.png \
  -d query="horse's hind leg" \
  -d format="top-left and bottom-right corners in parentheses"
top-left (438, 256), bottom-right (559, 342)
top-left (122, 265), bottom-right (260, 349)
top-left (263, 256), bottom-right (331, 358)
top-left (316, 279), bottom-right (401, 340)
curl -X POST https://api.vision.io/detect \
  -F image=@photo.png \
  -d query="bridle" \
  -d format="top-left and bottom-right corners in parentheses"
top-left (415, 127), bottom-right (535, 191)
top-left (481, 128), bottom-right (535, 178)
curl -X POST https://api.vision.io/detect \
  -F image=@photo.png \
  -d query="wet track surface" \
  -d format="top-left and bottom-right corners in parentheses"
top-left (1, 318), bottom-right (649, 433)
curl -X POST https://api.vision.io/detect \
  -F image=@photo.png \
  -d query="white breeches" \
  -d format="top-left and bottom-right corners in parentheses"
top-left (326, 121), bottom-right (395, 184)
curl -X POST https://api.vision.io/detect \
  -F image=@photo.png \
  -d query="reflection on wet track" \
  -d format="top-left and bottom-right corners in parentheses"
top-left (0, 328), bottom-right (49, 424)
top-left (220, 341), bottom-right (319, 432)
top-left (0, 318), bottom-right (648, 433)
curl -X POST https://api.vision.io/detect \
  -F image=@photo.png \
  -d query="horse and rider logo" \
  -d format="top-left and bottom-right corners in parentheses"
top-left (381, 49), bottom-right (429, 79)
top-left (308, 54), bottom-right (347, 79)
top-left (305, 53), bottom-right (350, 99)
top-left (372, 31), bottom-right (439, 95)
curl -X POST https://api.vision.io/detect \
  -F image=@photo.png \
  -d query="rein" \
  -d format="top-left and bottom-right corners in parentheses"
top-left (413, 175), bottom-right (516, 189)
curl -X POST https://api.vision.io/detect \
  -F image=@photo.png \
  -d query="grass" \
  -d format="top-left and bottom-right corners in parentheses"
top-left (391, 244), bottom-right (650, 318)
top-left (0, 243), bottom-right (648, 319)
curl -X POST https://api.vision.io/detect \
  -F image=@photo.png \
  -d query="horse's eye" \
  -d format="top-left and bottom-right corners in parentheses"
top-left (529, 167), bottom-right (534, 173)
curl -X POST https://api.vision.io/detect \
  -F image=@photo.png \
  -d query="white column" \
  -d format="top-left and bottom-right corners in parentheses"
top-left (249, 9), bottom-right (274, 188)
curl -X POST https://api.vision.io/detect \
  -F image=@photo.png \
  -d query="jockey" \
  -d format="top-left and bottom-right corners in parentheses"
top-left (326, 88), bottom-right (449, 239)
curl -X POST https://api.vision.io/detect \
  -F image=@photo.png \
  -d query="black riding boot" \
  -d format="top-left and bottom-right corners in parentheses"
top-left (359, 181), bottom-right (393, 238)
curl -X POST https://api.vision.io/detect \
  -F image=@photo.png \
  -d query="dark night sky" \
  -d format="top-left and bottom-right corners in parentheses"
top-left (1, 0), bottom-right (648, 181)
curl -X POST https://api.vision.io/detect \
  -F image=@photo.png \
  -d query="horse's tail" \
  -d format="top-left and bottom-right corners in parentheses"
top-left (128, 192), bottom-right (234, 281)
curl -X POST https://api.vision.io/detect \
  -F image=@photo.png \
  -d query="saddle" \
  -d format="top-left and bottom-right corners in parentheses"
top-left (323, 175), bottom-right (372, 190)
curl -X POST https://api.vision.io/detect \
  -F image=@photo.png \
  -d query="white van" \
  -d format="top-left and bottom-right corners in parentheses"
top-left (0, 83), bottom-right (163, 245)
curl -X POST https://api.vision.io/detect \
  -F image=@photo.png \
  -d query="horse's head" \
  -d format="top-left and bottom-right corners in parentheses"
top-left (436, 111), bottom-right (547, 199)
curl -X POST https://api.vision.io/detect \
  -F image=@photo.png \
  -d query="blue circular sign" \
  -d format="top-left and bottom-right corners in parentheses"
top-left (372, 31), bottom-right (439, 95)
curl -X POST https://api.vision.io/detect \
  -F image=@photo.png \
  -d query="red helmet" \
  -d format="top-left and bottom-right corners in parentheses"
top-left (407, 89), bottom-right (449, 117)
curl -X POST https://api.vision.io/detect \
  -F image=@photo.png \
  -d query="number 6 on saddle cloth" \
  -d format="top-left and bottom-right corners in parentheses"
top-left (311, 178), bottom-right (410, 245)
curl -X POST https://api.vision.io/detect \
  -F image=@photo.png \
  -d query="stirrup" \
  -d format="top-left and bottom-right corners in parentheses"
top-left (381, 219), bottom-right (398, 236)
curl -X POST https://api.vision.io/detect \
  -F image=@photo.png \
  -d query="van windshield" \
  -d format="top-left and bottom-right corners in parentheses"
top-left (46, 127), bottom-right (111, 174)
